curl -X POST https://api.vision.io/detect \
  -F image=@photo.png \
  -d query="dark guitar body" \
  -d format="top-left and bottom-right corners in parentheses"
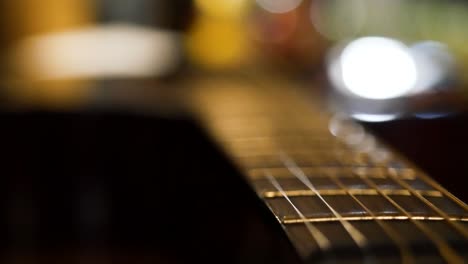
top-left (0, 109), bottom-right (301, 263)
top-left (0, 100), bottom-right (466, 263)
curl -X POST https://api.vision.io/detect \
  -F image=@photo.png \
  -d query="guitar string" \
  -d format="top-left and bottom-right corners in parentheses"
top-left (358, 172), bottom-right (465, 264)
top-left (279, 151), bottom-right (369, 249)
top-left (263, 169), bottom-right (331, 251)
top-left (240, 123), bottom-right (399, 260)
top-left (215, 84), bottom-right (337, 252)
top-left (197, 82), bottom-right (464, 262)
top-left (258, 127), bottom-right (466, 261)
top-left (218, 114), bottom-right (463, 262)
top-left (366, 129), bottom-right (468, 214)
top-left (416, 171), bottom-right (468, 211)
top-left (230, 135), bottom-right (458, 263)
top-left (342, 113), bottom-right (468, 239)
top-left (328, 174), bottom-right (414, 264)
top-left (387, 168), bottom-right (468, 239)
top-left (328, 114), bottom-right (467, 261)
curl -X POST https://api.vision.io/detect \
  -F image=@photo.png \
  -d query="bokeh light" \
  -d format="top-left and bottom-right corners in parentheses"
top-left (409, 41), bottom-right (454, 94)
top-left (255, 0), bottom-right (303, 14)
top-left (339, 37), bottom-right (417, 100)
top-left (185, 18), bottom-right (250, 69)
top-left (311, 0), bottom-right (367, 41)
top-left (195, 0), bottom-right (251, 19)
top-left (9, 24), bottom-right (181, 80)
top-left (351, 113), bottom-right (398, 122)
top-left (186, 0), bottom-right (252, 69)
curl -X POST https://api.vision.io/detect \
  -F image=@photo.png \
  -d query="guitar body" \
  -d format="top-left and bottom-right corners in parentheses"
top-left (0, 75), bottom-right (466, 263)
top-left (0, 109), bottom-right (300, 263)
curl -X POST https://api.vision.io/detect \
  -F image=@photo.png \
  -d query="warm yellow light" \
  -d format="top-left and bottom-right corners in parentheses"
top-left (195, 0), bottom-right (251, 19)
top-left (2, 0), bottom-right (94, 41)
top-left (5, 79), bottom-right (92, 109)
top-left (186, 18), bottom-right (250, 69)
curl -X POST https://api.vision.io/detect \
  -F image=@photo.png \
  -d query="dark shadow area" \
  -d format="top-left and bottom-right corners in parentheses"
top-left (363, 114), bottom-right (468, 203)
top-left (0, 110), bottom-right (299, 263)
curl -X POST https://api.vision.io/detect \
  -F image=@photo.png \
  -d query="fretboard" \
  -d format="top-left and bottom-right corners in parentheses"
top-left (189, 76), bottom-right (468, 263)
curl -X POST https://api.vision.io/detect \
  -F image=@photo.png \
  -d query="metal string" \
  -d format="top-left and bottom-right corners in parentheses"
top-left (387, 168), bottom-right (468, 239)
top-left (359, 173), bottom-right (465, 264)
top-left (264, 169), bottom-right (331, 251)
top-left (329, 173), bottom-right (415, 264)
top-left (279, 152), bottom-right (369, 249)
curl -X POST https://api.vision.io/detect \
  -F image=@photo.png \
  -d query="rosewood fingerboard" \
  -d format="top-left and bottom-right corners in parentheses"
top-left (189, 76), bottom-right (468, 264)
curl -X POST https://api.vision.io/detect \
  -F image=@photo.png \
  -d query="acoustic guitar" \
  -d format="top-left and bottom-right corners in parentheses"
top-left (1, 0), bottom-right (466, 262)
top-left (0, 73), bottom-right (467, 263)
top-left (188, 73), bottom-right (468, 263)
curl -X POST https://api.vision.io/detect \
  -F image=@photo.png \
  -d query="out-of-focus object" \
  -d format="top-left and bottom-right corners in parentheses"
top-left (410, 41), bottom-right (456, 94)
top-left (0, 0), bottom-right (94, 47)
top-left (0, 0), bottom-right (94, 71)
top-left (250, 0), bottom-right (328, 73)
top-left (9, 24), bottom-right (181, 80)
top-left (315, 0), bottom-right (468, 122)
top-left (332, 37), bottom-right (418, 100)
top-left (255, 0), bottom-right (303, 14)
top-left (1, 0), bottom-right (190, 108)
top-left (326, 36), bottom-right (460, 122)
top-left (3, 0), bottom-right (190, 80)
top-left (185, 17), bottom-right (250, 69)
top-left (97, 0), bottom-right (194, 31)
top-left (0, 0), bottom-right (96, 107)
top-left (185, 0), bottom-right (329, 73)
top-left (185, 0), bottom-right (252, 70)
top-left (311, 0), bottom-right (468, 94)
top-left (194, 0), bottom-right (250, 19)
top-left (311, 0), bottom-right (368, 41)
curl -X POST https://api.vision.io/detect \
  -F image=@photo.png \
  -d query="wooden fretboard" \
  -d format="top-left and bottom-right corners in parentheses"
top-left (189, 76), bottom-right (468, 263)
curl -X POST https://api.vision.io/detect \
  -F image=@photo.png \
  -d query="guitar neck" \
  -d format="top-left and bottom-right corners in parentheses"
top-left (189, 75), bottom-right (468, 263)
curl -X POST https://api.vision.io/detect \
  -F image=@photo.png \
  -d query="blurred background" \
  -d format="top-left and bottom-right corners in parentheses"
top-left (1, 0), bottom-right (468, 113)
top-left (0, 0), bottom-right (468, 262)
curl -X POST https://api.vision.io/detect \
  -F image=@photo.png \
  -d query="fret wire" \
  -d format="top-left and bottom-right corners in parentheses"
top-left (261, 189), bottom-right (443, 198)
top-left (248, 167), bottom-right (417, 180)
top-left (279, 152), bottom-right (369, 249)
top-left (264, 170), bottom-right (331, 251)
top-left (358, 172), bottom-right (465, 264)
top-left (283, 215), bottom-right (468, 224)
top-left (223, 137), bottom-right (331, 146)
top-left (387, 168), bottom-right (468, 239)
top-left (221, 135), bottom-right (337, 143)
top-left (329, 175), bottom-right (414, 264)
top-left (245, 164), bottom-right (402, 171)
top-left (234, 150), bottom-right (354, 159)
